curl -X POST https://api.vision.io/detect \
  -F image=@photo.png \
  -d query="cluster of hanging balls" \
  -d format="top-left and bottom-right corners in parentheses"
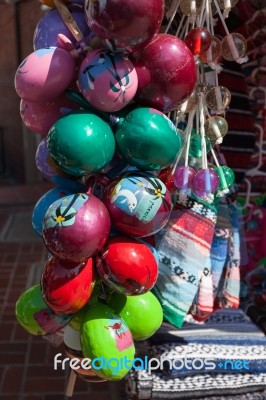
top-left (14, 0), bottom-right (237, 381)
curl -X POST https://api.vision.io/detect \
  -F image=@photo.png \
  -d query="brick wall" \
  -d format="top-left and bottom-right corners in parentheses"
top-left (0, 0), bottom-right (42, 183)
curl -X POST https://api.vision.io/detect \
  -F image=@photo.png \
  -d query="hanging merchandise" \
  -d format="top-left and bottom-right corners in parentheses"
top-left (13, 0), bottom-right (248, 393)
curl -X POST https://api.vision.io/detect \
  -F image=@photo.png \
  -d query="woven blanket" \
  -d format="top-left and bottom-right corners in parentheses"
top-left (126, 309), bottom-right (266, 400)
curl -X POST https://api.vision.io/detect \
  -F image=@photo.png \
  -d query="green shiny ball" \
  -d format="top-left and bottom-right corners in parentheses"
top-left (115, 108), bottom-right (182, 171)
top-left (107, 291), bottom-right (163, 341)
top-left (189, 134), bottom-right (211, 158)
top-left (215, 166), bottom-right (235, 189)
top-left (81, 303), bottom-right (135, 381)
top-left (47, 111), bottom-right (115, 176)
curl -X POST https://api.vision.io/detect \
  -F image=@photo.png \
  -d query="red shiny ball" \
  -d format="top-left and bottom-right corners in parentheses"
top-left (96, 236), bottom-right (158, 295)
top-left (184, 28), bottom-right (211, 55)
top-left (41, 257), bottom-right (95, 315)
top-left (84, 0), bottom-right (164, 53)
top-left (132, 34), bottom-right (197, 112)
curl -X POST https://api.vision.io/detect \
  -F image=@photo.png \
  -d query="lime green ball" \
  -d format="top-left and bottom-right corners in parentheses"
top-left (81, 303), bottom-right (135, 381)
top-left (47, 111), bottom-right (115, 176)
top-left (189, 134), bottom-right (211, 158)
top-left (15, 285), bottom-right (47, 335)
top-left (115, 108), bottom-right (182, 170)
top-left (107, 291), bottom-right (163, 341)
top-left (215, 166), bottom-right (235, 189)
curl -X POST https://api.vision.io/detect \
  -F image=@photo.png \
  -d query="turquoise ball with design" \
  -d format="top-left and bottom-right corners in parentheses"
top-left (115, 108), bottom-right (182, 171)
top-left (47, 111), bottom-right (115, 176)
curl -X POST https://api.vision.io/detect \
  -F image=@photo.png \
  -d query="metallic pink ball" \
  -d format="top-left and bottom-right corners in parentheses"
top-left (133, 34), bottom-right (197, 112)
top-left (42, 193), bottom-right (110, 262)
top-left (78, 49), bottom-right (138, 112)
top-left (84, 0), bottom-right (164, 53)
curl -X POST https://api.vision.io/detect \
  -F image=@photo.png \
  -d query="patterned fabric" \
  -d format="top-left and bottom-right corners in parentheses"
top-left (215, 205), bottom-right (241, 310)
top-left (126, 309), bottom-right (266, 400)
top-left (126, 370), bottom-right (266, 400)
top-left (152, 195), bottom-right (217, 328)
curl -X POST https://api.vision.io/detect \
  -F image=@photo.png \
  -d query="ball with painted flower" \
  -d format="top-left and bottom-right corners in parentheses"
top-left (103, 171), bottom-right (172, 237)
top-left (78, 49), bottom-right (138, 112)
top-left (42, 193), bottom-right (111, 262)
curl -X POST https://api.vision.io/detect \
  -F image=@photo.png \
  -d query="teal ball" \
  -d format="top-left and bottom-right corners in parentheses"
top-left (47, 111), bottom-right (115, 176)
top-left (115, 107), bottom-right (182, 171)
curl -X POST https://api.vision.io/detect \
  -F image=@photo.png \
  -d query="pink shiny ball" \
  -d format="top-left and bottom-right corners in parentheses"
top-left (42, 193), bottom-right (110, 262)
top-left (20, 95), bottom-right (78, 136)
top-left (192, 168), bottom-right (220, 198)
top-left (78, 49), bottom-right (138, 112)
top-left (15, 48), bottom-right (75, 103)
top-left (132, 34), bottom-right (197, 112)
top-left (173, 166), bottom-right (196, 191)
top-left (84, 0), bottom-right (164, 53)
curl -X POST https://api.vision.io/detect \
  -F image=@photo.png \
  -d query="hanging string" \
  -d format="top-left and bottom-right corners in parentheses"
top-left (171, 109), bottom-right (196, 175)
top-left (165, 0), bottom-right (181, 33)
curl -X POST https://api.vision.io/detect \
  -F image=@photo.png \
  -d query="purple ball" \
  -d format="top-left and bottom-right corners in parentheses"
top-left (33, 6), bottom-right (92, 50)
top-left (42, 193), bottom-right (111, 262)
top-left (173, 166), bottom-right (196, 190)
top-left (192, 168), bottom-right (220, 198)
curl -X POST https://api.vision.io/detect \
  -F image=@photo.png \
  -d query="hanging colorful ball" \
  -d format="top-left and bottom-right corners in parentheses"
top-left (103, 172), bottom-right (172, 237)
top-left (215, 166), bottom-right (235, 190)
top-left (78, 49), bottom-right (138, 112)
top-left (20, 95), bottom-right (78, 136)
top-left (96, 236), bottom-right (158, 295)
top-left (42, 193), bottom-right (111, 262)
top-left (115, 107), bottom-right (182, 170)
top-left (32, 187), bottom-right (74, 236)
top-left (84, 0), bottom-right (164, 53)
top-left (132, 34), bottom-right (197, 112)
top-left (189, 134), bottom-right (211, 158)
top-left (15, 284), bottom-right (72, 336)
top-left (41, 256), bottom-right (95, 315)
top-left (47, 111), bottom-right (115, 176)
top-left (205, 86), bottom-right (231, 114)
top-left (33, 6), bottom-right (92, 50)
top-left (221, 33), bottom-right (247, 62)
top-left (107, 291), bottom-right (163, 340)
top-left (200, 35), bottom-right (221, 64)
top-left (81, 303), bottom-right (135, 380)
top-left (184, 28), bottom-right (211, 56)
top-left (204, 116), bottom-right (228, 144)
top-left (173, 166), bottom-right (196, 193)
top-left (14, 48), bottom-right (76, 103)
top-left (193, 168), bottom-right (220, 200)
top-left (35, 138), bottom-right (85, 191)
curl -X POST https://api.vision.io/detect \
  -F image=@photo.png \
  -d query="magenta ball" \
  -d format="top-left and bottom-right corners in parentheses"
top-left (78, 49), bottom-right (138, 112)
top-left (42, 193), bottom-right (111, 262)
top-left (103, 172), bottom-right (172, 237)
top-left (132, 34), bottom-right (197, 112)
top-left (184, 28), bottom-right (211, 55)
top-left (20, 95), bottom-right (78, 136)
top-left (33, 6), bottom-right (92, 50)
top-left (173, 166), bottom-right (196, 190)
top-left (15, 48), bottom-right (75, 103)
top-left (193, 168), bottom-right (220, 198)
top-left (84, 0), bottom-right (164, 53)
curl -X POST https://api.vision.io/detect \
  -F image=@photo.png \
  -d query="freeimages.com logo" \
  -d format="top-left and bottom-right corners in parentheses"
top-left (54, 353), bottom-right (250, 375)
